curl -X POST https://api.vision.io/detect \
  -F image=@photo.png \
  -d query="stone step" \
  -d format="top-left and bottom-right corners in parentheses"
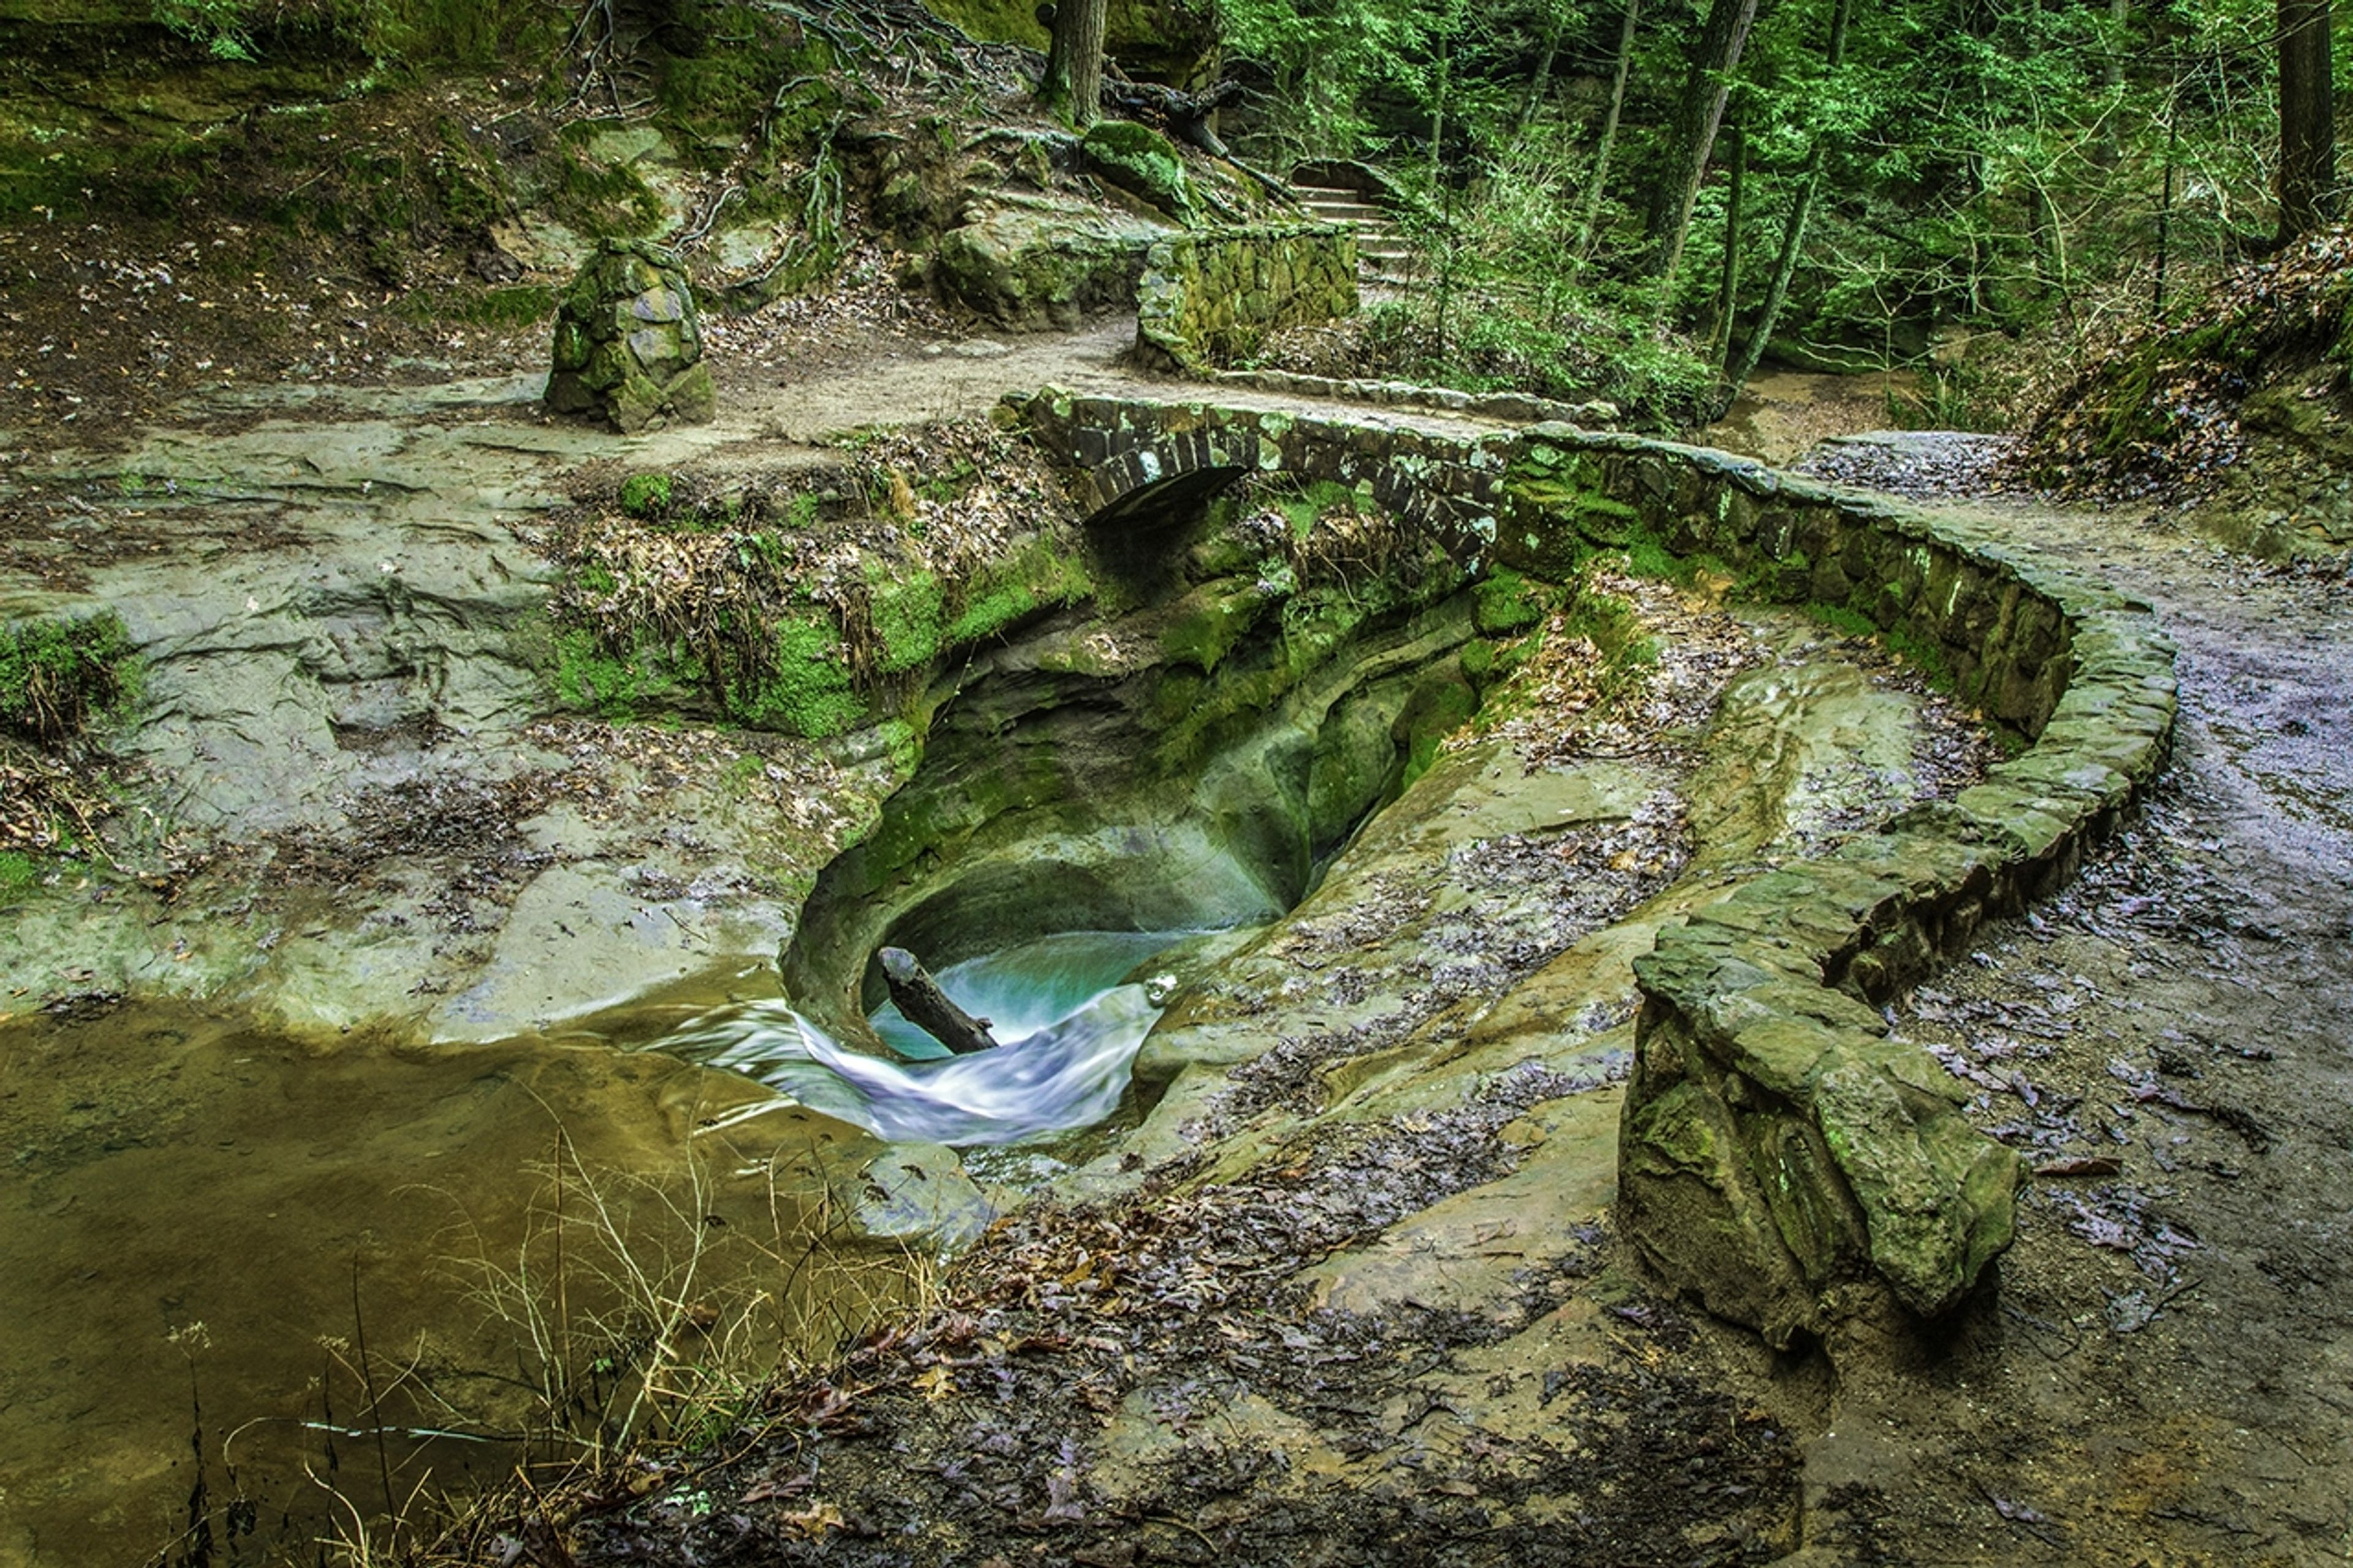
top-left (1289, 176), bottom-right (1425, 283)
top-left (1302, 198), bottom-right (1389, 222)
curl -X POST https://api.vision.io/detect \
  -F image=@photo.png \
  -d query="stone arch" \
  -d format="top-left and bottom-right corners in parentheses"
top-left (1017, 392), bottom-right (1506, 561)
top-left (1072, 424), bottom-right (1265, 531)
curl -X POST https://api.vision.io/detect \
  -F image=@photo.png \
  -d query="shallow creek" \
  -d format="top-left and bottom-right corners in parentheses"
top-left (0, 593), bottom-right (1985, 1566)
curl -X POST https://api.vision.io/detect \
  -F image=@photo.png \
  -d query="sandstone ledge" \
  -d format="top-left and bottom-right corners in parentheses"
top-left (1018, 392), bottom-right (2180, 1344)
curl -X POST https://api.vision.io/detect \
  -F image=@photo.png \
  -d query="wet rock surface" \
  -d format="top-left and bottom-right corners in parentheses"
top-left (535, 569), bottom-right (2003, 1568)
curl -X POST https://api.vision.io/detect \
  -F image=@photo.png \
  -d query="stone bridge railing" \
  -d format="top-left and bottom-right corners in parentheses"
top-left (1015, 390), bottom-right (2178, 1346)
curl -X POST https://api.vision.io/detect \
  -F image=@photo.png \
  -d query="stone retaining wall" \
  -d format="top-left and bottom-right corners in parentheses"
top-left (1020, 392), bottom-right (2180, 1344)
top-left (1134, 224), bottom-right (1358, 372)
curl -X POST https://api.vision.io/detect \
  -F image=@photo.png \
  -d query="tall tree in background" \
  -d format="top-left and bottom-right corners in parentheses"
top-left (1573, 0), bottom-right (1640, 263)
top-left (2275, 0), bottom-right (2333, 239)
top-left (1721, 0), bottom-right (1853, 403)
top-left (1645, 0), bottom-right (1762, 289)
top-left (1039, 0), bottom-right (1106, 128)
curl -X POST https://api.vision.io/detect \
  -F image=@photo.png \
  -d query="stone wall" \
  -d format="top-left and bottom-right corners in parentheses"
top-left (1018, 392), bottom-right (2180, 1344)
top-left (1134, 224), bottom-right (1359, 372)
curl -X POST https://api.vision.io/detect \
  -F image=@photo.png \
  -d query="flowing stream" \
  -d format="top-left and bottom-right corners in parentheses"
top-left (663, 930), bottom-right (1195, 1146)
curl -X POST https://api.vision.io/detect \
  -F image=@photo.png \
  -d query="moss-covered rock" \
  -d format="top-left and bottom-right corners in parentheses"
top-left (547, 240), bottom-right (716, 434)
top-left (1080, 119), bottom-right (1193, 220)
top-left (932, 204), bottom-right (1167, 330)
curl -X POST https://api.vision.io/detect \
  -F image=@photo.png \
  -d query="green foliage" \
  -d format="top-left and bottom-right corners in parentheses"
top-left (620, 472), bottom-right (675, 520)
top-left (0, 612), bottom-right (140, 746)
top-left (733, 618), bottom-right (864, 738)
top-left (154, 0), bottom-right (254, 58)
top-left (1271, 479), bottom-right (1362, 539)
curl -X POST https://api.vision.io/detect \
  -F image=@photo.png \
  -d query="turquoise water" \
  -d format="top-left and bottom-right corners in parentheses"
top-left (664, 930), bottom-right (1192, 1145)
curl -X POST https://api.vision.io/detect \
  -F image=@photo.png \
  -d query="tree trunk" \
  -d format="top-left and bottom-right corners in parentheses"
top-left (1721, 0), bottom-right (1851, 407)
top-left (879, 948), bottom-right (1001, 1055)
top-left (1038, 0), bottom-right (1107, 129)
top-left (1644, 0), bottom-right (1761, 289)
top-left (1572, 0), bottom-right (1639, 270)
top-left (1709, 119), bottom-right (1746, 368)
top-left (2277, 0), bottom-right (2335, 240)
top-left (2095, 0), bottom-right (2129, 167)
top-left (1517, 28), bottom-right (1560, 135)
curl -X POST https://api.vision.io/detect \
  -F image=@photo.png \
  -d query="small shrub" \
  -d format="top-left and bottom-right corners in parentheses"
top-left (620, 472), bottom-right (675, 519)
top-left (0, 612), bottom-right (140, 746)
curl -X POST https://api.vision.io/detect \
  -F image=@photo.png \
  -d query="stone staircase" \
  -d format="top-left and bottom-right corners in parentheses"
top-left (1292, 181), bottom-right (1422, 289)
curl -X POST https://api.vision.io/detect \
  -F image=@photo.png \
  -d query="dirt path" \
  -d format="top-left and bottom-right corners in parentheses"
top-left (1787, 482), bottom-right (2353, 1564)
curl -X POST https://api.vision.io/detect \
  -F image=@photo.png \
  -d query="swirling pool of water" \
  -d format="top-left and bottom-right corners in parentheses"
top-left (664, 930), bottom-right (1192, 1145)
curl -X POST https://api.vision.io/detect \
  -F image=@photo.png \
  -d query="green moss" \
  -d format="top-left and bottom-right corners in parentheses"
top-left (368, 0), bottom-right (563, 62)
top-left (1886, 625), bottom-right (1957, 692)
top-left (733, 616), bottom-right (863, 738)
top-left (1803, 602), bottom-right (1957, 692)
top-left (1558, 578), bottom-right (1640, 662)
top-left (657, 25), bottom-right (831, 142)
top-left (1161, 581), bottom-right (1271, 673)
top-left (920, 0), bottom-right (1048, 47)
top-left (0, 849), bottom-right (37, 900)
top-left (549, 126), bottom-right (667, 236)
top-left (1472, 568), bottom-right (1548, 635)
top-left (551, 627), bottom-right (695, 721)
top-left (875, 717), bottom-right (925, 781)
top-left (869, 568), bottom-right (945, 674)
top-left (1396, 676), bottom-right (1480, 791)
top-left (1080, 119), bottom-right (1193, 219)
top-left (427, 116), bottom-right (502, 230)
top-left (1505, 447), bottom-right (1641, 558)
top-left (0, 610), bottom-right (140, 746)
top-left (620, 471), bottom-right (675, 518)
top-left (945, 536), bottom-right (1093, 645)
top-left (1805, 600), bottom-right (1877, 639)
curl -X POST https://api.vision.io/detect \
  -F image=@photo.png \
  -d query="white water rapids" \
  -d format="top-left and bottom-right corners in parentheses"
top-left (664, 931), bottom-right (1190, 1145)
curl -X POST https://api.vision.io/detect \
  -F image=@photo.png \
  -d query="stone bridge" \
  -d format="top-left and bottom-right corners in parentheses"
top-left (1016, 390), bottom-right (1514, 558)
top-left (1015, 387), bottom-right (2180, 1349)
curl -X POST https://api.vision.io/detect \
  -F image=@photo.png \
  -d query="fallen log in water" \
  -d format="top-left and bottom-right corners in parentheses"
top-left (879, 947), bottom-right (1001, 1055)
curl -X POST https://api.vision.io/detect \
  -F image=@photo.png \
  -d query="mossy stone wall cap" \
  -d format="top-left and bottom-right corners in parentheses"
top-left (546, 239), bottom-right (714, 435)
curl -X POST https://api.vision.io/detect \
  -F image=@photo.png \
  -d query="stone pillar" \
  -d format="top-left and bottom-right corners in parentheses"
top-left (547, 240), bottom-right (717, 435)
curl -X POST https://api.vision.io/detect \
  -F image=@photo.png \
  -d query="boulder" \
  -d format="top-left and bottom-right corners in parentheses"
top-left (546, 239), bottom-right (717, 434)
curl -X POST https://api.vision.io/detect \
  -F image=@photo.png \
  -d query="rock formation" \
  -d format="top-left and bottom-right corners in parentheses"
top-left (547, 239), bottom-right (717, 434)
